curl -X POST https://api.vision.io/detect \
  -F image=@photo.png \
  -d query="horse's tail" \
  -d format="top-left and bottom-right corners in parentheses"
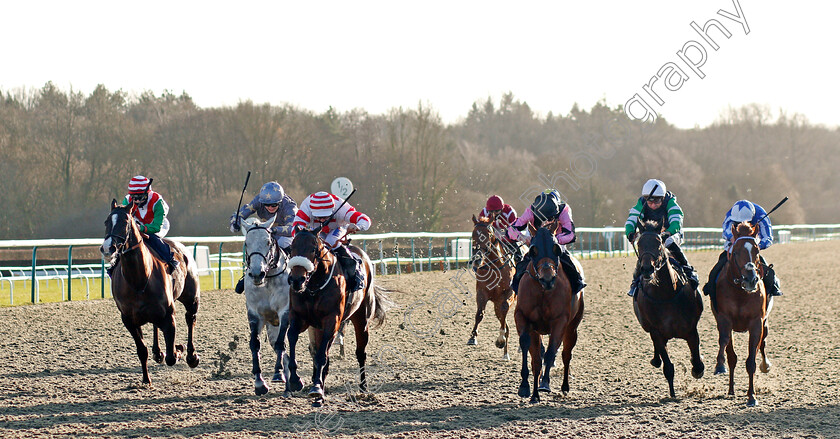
top-left (370, 282), bottom-right (396, 330)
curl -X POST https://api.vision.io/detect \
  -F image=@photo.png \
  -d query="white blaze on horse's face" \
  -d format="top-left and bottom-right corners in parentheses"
top-left (100, 213), bottom-right (119, 257)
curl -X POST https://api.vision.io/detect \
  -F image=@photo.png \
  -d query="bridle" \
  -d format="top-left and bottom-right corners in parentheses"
top-left (106, 210), bottom-right (143, 256)
top-left (728, 235), bottom-right (764, 291)
top-left (526, 229), bottom-right (559, 290)
top-left (638, 231), bottom-right (667, 275)
top-left (290, 231), bottom-right (337, 295)
top-left (244, 224), bottom-right (287, 277)
top-left (472, 223), bottom-right (513, 269)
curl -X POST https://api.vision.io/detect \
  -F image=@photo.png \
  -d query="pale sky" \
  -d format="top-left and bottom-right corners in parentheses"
top-left (2, 0), bottom-right (836, 129)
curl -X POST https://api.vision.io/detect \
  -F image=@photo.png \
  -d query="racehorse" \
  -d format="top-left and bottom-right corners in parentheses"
top-left (712, 221), bottom-right (774, 406)
top-left (100, 199), bottom-right (200, 385)
top-left (285, 228), bottom-right (394, 407)
top-left (468, 215), bottom-right (516, 360)
top-left (240, 216), bottom-right (290, 395)
top-left (514, 224), bottom-right (584, 403)
top-left (632, 220), bottom-right (704, 398)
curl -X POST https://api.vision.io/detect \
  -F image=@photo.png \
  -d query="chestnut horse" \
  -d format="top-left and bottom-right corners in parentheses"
top-left (712, 221), bottom-right (774, 406)
top-left (515, 224), bottom-right (584, 403)
top-left (468, 215), bottom-right (516, 359)
top-left (100, 200), bottom-right (200, 385)
top-left (285, 228), bottom-right (393, 407)
top-left (633, 220), bottom-right (704, 398)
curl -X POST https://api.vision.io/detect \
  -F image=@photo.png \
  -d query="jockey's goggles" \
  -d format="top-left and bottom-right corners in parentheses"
top-left (645, 196), bottom-right (663, 204)
top-left (264, 203), bottom-right (279, 208)
top-left (130, 194), bottom-right (147, 202)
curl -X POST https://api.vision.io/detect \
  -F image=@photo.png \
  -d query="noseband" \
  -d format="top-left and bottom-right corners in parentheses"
top-left (638, 231), bottom-right (667, 274)
top-left (729, 235), bottom-right (763, 291)
top-left (245, 225), bottom-right (287, 275)
top-left (107, 213), bottom-right (142, 255)
top-left (290, 237), bottom-right (336, 294)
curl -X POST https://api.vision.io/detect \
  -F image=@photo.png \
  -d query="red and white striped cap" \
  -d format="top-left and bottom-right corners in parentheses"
top-left (128, 175), bottom-right (150, 194)
top-left (309, 191), bottom-right (337, 217)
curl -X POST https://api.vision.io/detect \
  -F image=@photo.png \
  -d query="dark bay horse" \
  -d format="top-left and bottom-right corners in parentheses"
top-left (514, 224), bottom-right (584, 403)
top-left (285, 228), bottom-right (393, 407)
top-left (633, 220), bottom-right (704, 398)
top-left (468, 215), bottom-right (516, 360)
top-left (712, 221), bottom-right (774, 406)
top-left (100, 200), bottom-right (200, 385)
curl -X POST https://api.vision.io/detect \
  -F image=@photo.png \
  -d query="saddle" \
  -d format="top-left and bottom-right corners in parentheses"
top-left (667, 257), bottom-right (689, 287)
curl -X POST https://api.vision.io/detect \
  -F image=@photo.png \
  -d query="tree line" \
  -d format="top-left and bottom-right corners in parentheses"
top-left (0, 83), bottom-right (835, 239)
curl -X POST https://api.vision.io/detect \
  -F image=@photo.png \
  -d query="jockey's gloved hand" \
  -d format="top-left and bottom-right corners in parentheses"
top-left (628, 232), bottom-right (636, 243)
top-left (229, 214), bottom-right (241, 233)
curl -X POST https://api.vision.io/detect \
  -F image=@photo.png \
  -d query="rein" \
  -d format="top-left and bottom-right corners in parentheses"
top-left (245, 225), bottom-right (287, 276)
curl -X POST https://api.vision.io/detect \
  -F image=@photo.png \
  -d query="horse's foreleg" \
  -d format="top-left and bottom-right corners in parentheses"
top-left (715, 318), bottom-right (733, 375)
top-left (687, 328), bottom-right (704, 379)
top-left (351, 313), bottom-right (370, 393)
top-left (160, 312), bottom-right (179, 367)
top-left (539, 323), bottom-right (564, 394)
top-left (493, 296), bottom-right (509, 353)
top-left (248, 311), bottom-right (269, 395)
top-left (652, 333), bottom-right (675, 398)
top-left (122, 316), bottom-right (150, 385)
top-left (151, 325), bottom-right (163, 364)
top-left (468, 290), bottom-right (489, 346)
top-left (182, 297), bottom-right (200, 368)
top-left (272, 310), bottom-right (290, 383)
top-left (284, 314), bottom-right (304, 395)
top-left (759, 320), bottom-right (771, 373)
top-left (529, 332), bottom-right (542, 403)
top-left (560, 320), bottom-right (579, 395)
top-left (515, 312), bottom-right (530, 398)
top-left (310, 316), bottom-right (339, 402)
top-left (726, 334), bottom-right (737, 396)
top-left (746, 320), bottom-right (763, 407)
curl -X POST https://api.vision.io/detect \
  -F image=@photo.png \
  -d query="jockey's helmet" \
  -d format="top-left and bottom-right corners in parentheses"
top-left (544, 189), bottom-right (562, 204)
top-left (486, 195), bottom-right (504, 212)
top-left (532, 192), bottom-right (560, 221)
top-left (642, 179), bottom-right (666, 198)
top-left (258, 182), bottom-right (285, 205)
top-left (309, 191), bottom-right (336, 217)
top-left (730, 200), bottom-right (756, 223)
top-left (128, 175), bottom-right (150, 194)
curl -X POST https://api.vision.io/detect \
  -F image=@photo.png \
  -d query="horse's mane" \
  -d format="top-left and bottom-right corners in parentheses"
top-left (641, 220), bottom-right (662, 234)
top-left (734, 221), bottom-right (755, 237)
top-left (477, 216), bottom-right (492, 225)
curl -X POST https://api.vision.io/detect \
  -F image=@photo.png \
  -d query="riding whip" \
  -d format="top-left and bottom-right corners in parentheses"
top-left (235, 171), bottom-right (252, 229)
top-left (753, 196), bottom-right (788, 225)
top-left (320, 188), bottom-right (357, 228)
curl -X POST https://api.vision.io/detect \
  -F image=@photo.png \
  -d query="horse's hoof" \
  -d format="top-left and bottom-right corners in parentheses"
top-left (538, 385), bottom-right (551, 393)
top-left (272, 373), bottom-right (285, 383)
top-left (529, 395), bottom-right (540, 404)
top-left (288, 377), bottom-right (303, 392)
top-left (312, 398), bottom-right (324, 408)
top-left (651, 357), bottom-right (662, 368)
top-left (187, 354), bottom-right (200, 368)
top-left (760, 362), bottom-right (771, 374)
top-left (561, 384), bottom-right (570, 395)
top-left (747, 398), bottom-right (757, 407)
top-left (153, 352), bottom-right (164, 364)
top-left (467, 337), bottom-right (477, 346)
top-left (165, 355), bottom-right (177, 367)
top-left (714, 365), bottom-right (727, 375)
top-left (503, 353), bottom-right (510, 361)
top-left (518, 384), bottom-right (530, 398)
top-left (255, 384), bottom-right (269, 396)
top-left (692, 367), bottom-right (704, 379)
top-left (176, 344), bottom-right (186, 354)
top-left (495, 339), bottom-right (506, 349)
top-left (282, 390), bottom-right (292, 398)
top-left (308, 384), bottom-right (324, 398)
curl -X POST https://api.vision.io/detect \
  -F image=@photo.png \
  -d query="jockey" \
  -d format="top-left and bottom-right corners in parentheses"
top-left (507, 189), bottom-right (586, 295)
top-left (116, 175), bottom-right (179, 272)
top-left (625, 179), bottom-right (698, 297)
top-left (478, 195), bottom-right (521, 263)
top-left (292, 191), bottom-right (371, 292)
top-left (230, 181), bottom-right (298, 294)
top-left (703, 200), bottom-right (782, 297)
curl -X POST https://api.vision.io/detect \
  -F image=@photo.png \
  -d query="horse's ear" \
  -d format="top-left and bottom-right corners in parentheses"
top-left (750, 223), bottom-right (759, 237)
top-left (731, 222), bottom-right (739, 237)
top-left (240, 222), bottom-right (249, 237)
top-left (472, 214), bottom-right (478, 225)
top-left (527, 222), bottom-right (536, 235)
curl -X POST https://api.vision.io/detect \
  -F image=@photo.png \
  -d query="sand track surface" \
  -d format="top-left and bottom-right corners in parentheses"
top-left (1, 241), bottom-right (838, 438)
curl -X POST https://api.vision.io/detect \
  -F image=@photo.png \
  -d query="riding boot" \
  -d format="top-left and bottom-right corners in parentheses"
top-left (511, 254), bottom-right (531, 295)
top-left (559, 252), bottom-right (586, 294)
top-left (760, 255), bottom-right (783, 296)
top-left (334, 245), bottom-right (362, 292)
top-left (667, 243), bottom-right (698, 291)
top-left (628, 262), bottom-right (641, 297)
top-left (703, 251), bottom-right (728, 297)
top-left (234, 277), bottom-right (245, 294)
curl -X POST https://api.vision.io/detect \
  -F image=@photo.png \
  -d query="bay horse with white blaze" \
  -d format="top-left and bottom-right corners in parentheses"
top-left (240, 216), bottom-right (291, 395)
top-left (633, 220), bottom-right (704, 398)
top-left (285, 228), bottom-right (393, 407)
top-left (712, 221), bottom-right (774, 406)
top-left (100, 200), bottom-right (200, 385)
top-left (515, 224), bottom-right (584, 403)
top-left (468, 215), bottom-right (516, 360)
